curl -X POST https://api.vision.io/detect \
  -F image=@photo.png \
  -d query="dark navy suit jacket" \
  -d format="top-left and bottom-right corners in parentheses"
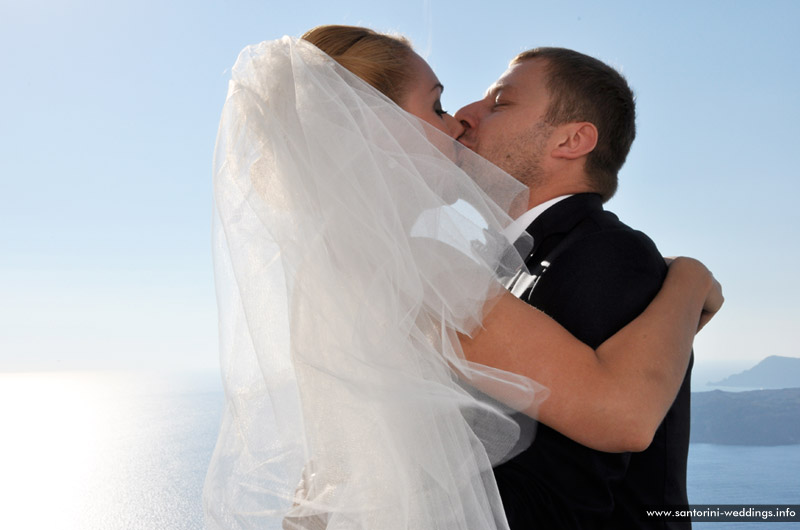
top-left (495, 193), bottom-right (692, 530)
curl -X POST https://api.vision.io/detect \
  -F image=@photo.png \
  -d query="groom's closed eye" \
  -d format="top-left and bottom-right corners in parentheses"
top-left (491, 88), bottom-right (512, 108)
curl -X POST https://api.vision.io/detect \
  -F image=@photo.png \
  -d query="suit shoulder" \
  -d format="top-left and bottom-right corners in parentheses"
top-left (569, 211), bottom-right (664, 267)
top-left (528, 216), bottom-right (667, 346)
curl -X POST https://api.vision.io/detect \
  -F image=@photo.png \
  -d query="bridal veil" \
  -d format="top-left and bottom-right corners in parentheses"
top-left (204, 37), bottom-right (544, 530)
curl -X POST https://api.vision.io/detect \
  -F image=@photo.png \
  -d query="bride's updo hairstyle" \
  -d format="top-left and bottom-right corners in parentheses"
top-left (301, 25), bottom-right (414, 105)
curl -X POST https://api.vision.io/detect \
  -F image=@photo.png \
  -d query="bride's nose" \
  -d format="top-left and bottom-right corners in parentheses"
top-left (443, 113), bottom-right (465, 139)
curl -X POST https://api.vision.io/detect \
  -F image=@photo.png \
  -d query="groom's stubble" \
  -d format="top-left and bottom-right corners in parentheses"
top-left (491, 120), bottom-right (555, 193)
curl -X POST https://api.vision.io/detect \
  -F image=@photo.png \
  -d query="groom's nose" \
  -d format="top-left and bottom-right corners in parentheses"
top-left (454, 102), bottom-right (480, 148)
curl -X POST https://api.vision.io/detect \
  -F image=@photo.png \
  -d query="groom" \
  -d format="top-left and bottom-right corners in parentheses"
top-left (455, 48), bottom-right (692, 529)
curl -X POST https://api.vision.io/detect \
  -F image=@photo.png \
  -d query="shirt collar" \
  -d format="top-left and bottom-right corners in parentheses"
top-left (503, 195), bottom-right (573, 244)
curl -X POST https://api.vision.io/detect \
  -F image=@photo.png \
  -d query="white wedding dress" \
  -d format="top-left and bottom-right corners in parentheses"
top-left (203, 37), bottom-right (545, 530)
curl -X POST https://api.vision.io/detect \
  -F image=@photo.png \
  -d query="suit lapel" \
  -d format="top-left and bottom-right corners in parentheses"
top-left (524, 193), bottom-right (603, 266)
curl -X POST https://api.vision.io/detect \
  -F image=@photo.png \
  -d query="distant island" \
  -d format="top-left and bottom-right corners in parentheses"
top-left (710, 355), bottom-right (800, 389)
top-left (691, 388), bottom-right (800, 445)
top-left (689, 356), bottom-right (800, 445)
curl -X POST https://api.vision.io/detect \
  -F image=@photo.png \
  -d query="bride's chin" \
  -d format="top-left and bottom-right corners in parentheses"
top-left (422, 125), bottom-right (461, 164)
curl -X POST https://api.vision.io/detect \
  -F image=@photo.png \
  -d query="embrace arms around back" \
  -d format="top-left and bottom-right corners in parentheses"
top-left (460, 257), bottom-right (722, 453)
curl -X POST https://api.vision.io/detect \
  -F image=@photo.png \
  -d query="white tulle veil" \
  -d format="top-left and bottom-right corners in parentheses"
top-left (204, 37), bottom-right (545, 530)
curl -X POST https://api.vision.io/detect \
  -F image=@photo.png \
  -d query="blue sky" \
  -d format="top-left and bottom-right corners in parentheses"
top-left (1, 0), bottom-right (798, 376)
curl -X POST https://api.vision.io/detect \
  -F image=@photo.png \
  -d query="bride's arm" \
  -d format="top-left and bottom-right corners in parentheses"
top-left (459, 257), bottom-right (722, 453)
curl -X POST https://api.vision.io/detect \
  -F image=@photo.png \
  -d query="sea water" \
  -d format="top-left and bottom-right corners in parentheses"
top-left (688, 444), bottom-right (800, 529)
top-left (0, 372), bottom-right (221, 530)
top-left (1, 371), bottom-right (797, 529)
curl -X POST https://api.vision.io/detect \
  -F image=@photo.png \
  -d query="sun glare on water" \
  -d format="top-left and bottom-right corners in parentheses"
top-left (0, 372), bottom-right (112, 530)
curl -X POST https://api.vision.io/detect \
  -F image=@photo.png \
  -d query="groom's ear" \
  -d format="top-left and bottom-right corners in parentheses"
top-left (550, 122), bottom-right (598, 160)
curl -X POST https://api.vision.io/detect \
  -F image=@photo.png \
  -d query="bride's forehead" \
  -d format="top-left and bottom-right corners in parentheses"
top-left (406, 52), bottom-right (440, 84)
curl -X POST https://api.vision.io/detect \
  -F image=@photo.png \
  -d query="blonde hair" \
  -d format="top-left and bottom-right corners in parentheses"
top-left (301, 25), bottom-right (414, 104)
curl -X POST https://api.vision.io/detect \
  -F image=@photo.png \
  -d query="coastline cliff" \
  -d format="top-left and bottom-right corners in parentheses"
top-left (690, 387), bottom-right (800, 445)
top-left (690, 356), bottom-right (800, 445)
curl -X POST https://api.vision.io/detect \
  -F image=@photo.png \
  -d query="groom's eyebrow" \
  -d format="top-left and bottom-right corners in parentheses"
top-left (486, 83), bottom-right (514, 100)
top-left (485, 83), bottom-right (503, 97)
top-left (431, 83), bottom-right (444, 93)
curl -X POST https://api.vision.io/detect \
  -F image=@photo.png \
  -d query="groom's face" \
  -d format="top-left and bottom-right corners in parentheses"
top-left (454, 59), bottom-right (555, 188)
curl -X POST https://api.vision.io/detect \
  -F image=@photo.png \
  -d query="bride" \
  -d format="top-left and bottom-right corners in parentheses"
top-left (204, 26), bottom-right (721, 530)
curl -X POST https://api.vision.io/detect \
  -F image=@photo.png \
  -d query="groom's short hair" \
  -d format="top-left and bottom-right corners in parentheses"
top-left (512, 48), bottom-right (636, 201)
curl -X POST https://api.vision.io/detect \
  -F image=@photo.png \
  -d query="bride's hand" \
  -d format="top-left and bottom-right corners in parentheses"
top-left (698, 275), bottom-right (723, 331)
top-left (665, 256), bottom-right (724, 332)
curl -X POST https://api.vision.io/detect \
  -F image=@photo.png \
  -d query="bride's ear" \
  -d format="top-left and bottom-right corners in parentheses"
top-left (550, 122), bottom-right (598, 160)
